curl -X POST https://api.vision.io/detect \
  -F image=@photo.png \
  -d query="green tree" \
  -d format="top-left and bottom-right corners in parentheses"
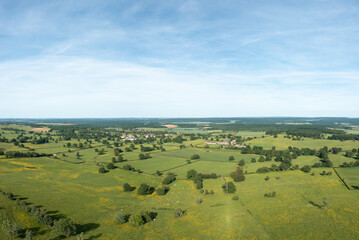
top-left (222, 181), bottom-right (236, 193)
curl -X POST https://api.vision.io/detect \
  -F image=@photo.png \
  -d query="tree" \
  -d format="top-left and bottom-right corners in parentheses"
top-left (123, 183), bottom-right (134, 192)
top-left (156, 186), bottom-right (170, 195)
top-left (186, 169), bottom-right (198, 179)
top-left (53, 218), bottom-right (76, 237)
top-left (129, 214), bottom-right (144, 226)
top-left (238, 159), bottom-right (245, 166)
top-left (106, 162), bottom-right (115, 169)
top-left (301, 165), bottom-right (311, 173)
top-left (173, 209), bottom-right (186, 218)
top-left (191, 154), bottom-right (200, 160)
top-left (222, 181), bottom-right (236, 193)
top-left (162, 172), bottom-right (176, 185)
top-left (25, 230), bottom-right (33, 240)
top-left (137, 184), bottom-right (154, 195)
top-left (114, 213), bottom-right (130, 224)
top-left (98, 167), bottom-right (106, 173)
top-left (230, 168), bottom-right (245, 182)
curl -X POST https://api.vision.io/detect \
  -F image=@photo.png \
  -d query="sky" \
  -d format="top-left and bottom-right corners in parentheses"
top-left (0, 0), bottom-right (359, 118)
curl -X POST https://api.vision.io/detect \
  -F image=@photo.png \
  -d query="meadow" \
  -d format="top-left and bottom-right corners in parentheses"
top-left (0, 122), bottom-right (359, 239)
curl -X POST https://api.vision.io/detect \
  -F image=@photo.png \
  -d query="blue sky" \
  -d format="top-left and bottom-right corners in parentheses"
top-left (0, 0), bottom-right (359, 117)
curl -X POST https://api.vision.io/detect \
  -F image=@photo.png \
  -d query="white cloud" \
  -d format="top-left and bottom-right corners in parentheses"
top-left (0, 56), bottom-right (358, 118)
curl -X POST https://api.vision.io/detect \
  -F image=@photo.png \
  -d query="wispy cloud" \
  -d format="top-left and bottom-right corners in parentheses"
top-left (0, 0), bottom-right (359, 117)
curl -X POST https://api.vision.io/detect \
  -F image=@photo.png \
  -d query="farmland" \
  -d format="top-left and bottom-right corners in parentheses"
top-left (0, 118), bottom-right (359, 239)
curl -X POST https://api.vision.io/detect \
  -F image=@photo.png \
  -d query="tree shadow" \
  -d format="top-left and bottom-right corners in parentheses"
top-left (50, 213), bottom-right (67, 220)
top-left (75, 223), bottom-right (100, 234)
top-left (149, 212), bottom-right (158, 220)
top-left (47, 210), bottom-right (59, 214)
top-left (309, 201), bottom-right (322, 209)
top-left (86, 233), bottom-right (103, 240)
top-left (18, 197), bottom-right (28, 200)
top-left (352, 185), bottom-right (359, 190)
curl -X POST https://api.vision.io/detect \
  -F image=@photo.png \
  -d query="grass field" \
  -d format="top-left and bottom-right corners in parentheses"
top-left (1, 124), bottom-right (359, 239)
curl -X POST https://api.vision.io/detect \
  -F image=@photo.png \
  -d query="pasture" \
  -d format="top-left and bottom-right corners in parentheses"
top-left (0, 124), bottom-right (359, 239)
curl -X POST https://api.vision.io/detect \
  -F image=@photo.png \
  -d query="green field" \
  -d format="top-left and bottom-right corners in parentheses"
top-left (1, 123), bottom-right (359, 239)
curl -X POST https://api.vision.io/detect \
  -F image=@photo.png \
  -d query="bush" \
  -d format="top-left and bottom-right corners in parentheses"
top-left (137, 184), bottom-right (155, 195)
top-left (106, 162), bottom-right (115, 169)
top-left (123, 183), bottom-right (134, 192)
top-left (191, 154), bottom-right (200, 160)
top-left (196, 198), bottom-right (202, 204)
top-left (162, 172), bottom-right (176, 185)
top-left (155, 170), bottom-right (162, 176)
top-left (25, 229), bottom-right (33, 240)
top-left (186, 169), bottom-right (198, 179)
top-left (123, 165), bottom-right (133, 171)
top-left (232, 196), bottom-right (239, 200)
top-left (264, 191), bottom-right (277, 197)
top-left (196, 180), bottom-right (203, 189)
top-left (229, 156), bottom-right (235, 161)
top-left (53, 218), bottom-right (76, 237)
top-left (2, 219), bottom-right (20, 237)
top-left (222, 181), bottom-right (236, 193)
top-left (98, 167), bottom-right (106, 173)
top-left (265, 176), bottom-right (270, 181)
top-left (156, 186), bottom-right (170, 196)
top-left (230, 168), bottom-right (245, 182)
top-left (301, 165), bottom-right (311, 173)
top-left (238, 159), bottom-right (245, 166)
top-left (173, 208), bottom-right (186, 218)
top-left (114, 213), bottom-right (130, 224)
top-left (129, 214), bottom-right (144, 226)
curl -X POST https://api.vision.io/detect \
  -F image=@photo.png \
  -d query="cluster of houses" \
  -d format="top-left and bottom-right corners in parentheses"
top-left (121, 135), bottom-right (137, 141)
top-left (121, 133), bottom-right (175, 141)
top-left (205, 139), bottom-right (245, 148)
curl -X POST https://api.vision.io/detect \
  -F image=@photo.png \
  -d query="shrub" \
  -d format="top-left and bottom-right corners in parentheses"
top-left (123, 165), bottom-right (133, 171)
top-left (106, 162), bottom-right (115, 169)
top-left (137, 184), bottom-right (155, 195)
top-left (265, 176), bottom-right (270, 181)
top-left (123, 183), bottom-right (134, 192)
top-left (156, 186), bottom-right (170, 196)
top-left (2, 219), bottom-right (20, 237)
top-left (229, 156), bottom-right (235, 161)
top-left (191, 154), bottom-right (200, 160)
top-left (53, 218), bottom-right (76, 237)
top-left (238, 159), bottom-right (245, 166)
top-left (196, 180), bottom-right (203, 189)
top-left (230, 168), bottom-right (245, 182)
top-left (264, 191), bottom-right (277, 197)
top-left (173, 209), bottom-right (186, 218)
top-left (301, 165), bottom-right (311, 173)
top-left (25, 229), bottom-right (33, 240)
top-left (222, 181), bottom-right (236, 193)
top-left (186, 169), bottom-right (198, 179)
top-left (196, 198), bottom-right (202, 204)
top-left (156, 170), bottom-right (162, 176)
top-left (232, 196), bottom-right (239, 200)
top-left (98, 167), bottom-right (106, 173)
top-left (114, 213), bottom-right (130, 224)
top-left (129, 214), bottom-right (144, 226)
top-left (162, 172), bottom-right (176, 185)
top-left (139, 211), bottom-right (153, 223)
